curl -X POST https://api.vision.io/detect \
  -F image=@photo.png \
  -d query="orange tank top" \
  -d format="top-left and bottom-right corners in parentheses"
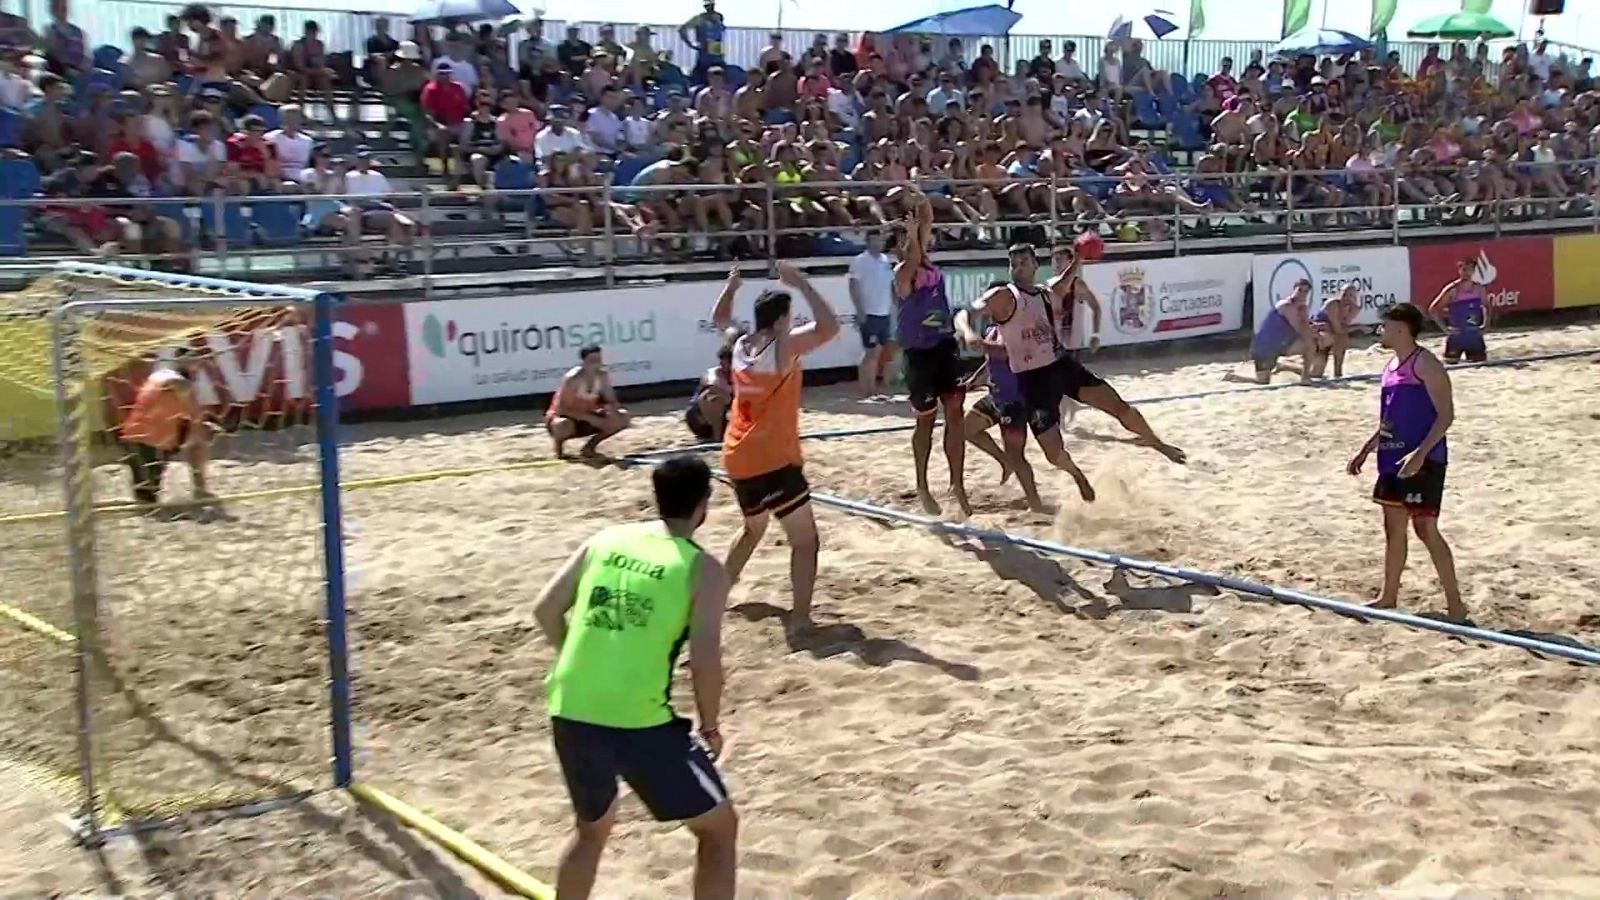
top-left (722, 335), bottom-right (803, 480)
top-left (120, 368), bottom-right (194, 451)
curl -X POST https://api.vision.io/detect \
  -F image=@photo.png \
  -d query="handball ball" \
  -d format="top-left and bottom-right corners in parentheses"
top-left (1075, 229), bottom-right (1105, 262)
top-left (1114, 221), bottom-right (1141, 243)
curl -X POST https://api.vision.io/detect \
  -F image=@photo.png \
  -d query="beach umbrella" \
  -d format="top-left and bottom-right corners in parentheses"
top-left (409, 0), bottom-right (520, 25)
top-left (886, 3), bottom-right (1023, 36)
top-left (1405, 11), bottom-right (1515, 39)
top-left (1109, 9), bottom-right (1182, 42)
top-left (1272, 27), bottom-right (1374, 57)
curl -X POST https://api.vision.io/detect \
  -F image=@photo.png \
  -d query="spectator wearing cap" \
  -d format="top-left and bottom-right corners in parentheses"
top-left (341, 147), bottom-right (417, 276)
top-left (625, 26), bottom-right (661, 83)
top-left (124, 27), bottom-right (171, 90)
top-left (679, 0), bottom-right (726, 84)
top-left (42, 0), bottom-right (86, 76)
top-left (421, 62), bottom-right (472, 187)
top-left (578, 49), bottom-right (617, 100)
top-left (196, 85), bottom-right (237, 134)
top-left (535, 104), bottom-right (584, 166)
top-left (556, 25), bottom-right (591, 77)
top-left (594, 24), bottom-right (625, 60)
top-left (288, 20), bottom-right (338, 120)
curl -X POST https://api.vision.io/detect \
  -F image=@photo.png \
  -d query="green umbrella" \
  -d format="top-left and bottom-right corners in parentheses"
top-left (1405, 11), bottom-right (1515, 39)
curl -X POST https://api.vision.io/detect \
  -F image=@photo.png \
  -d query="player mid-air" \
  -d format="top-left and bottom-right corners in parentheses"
top-left (1427, 257), bottom-right (1492, 364)
top-left (894, 197), bottom-right (971, 517)
top-left (1347, 303), bottom-right (1465, 622)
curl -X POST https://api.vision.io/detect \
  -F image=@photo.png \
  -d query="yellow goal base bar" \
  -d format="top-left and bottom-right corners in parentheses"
top-left (0, 458), bottom-right (568, 527)
top-left (349, 783), bottom-right (554, 899)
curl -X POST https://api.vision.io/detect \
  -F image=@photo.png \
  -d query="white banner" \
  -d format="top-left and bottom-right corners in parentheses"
top-left (1251, 247), bottom-right (1411, 328)
top-left (404, 277), bottom-right (866, 405)
top-left (1079, 254), bottom-right (1252, 347)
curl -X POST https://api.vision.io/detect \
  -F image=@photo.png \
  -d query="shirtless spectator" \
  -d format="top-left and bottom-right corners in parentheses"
top-left (241, 15), bottom-right (289, 102)
top-left (288, 20), bottom-right (338, 120)
top-left (125, 27), bottom-right (171, 90)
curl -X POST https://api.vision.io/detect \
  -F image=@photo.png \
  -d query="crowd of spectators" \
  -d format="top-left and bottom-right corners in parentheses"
top-left (3, 0), bottom-right (1600, 272)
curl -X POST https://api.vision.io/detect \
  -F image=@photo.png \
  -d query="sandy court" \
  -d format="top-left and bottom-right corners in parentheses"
top-left (2, 320), bottom-right (1600, 897)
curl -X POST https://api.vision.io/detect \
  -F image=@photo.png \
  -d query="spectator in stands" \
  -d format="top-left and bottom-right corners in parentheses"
top-left (626, 26), bottom-right (662, 84)
top-left (102, 150), bottom-right (185, 265)
top-left (513, 17), bottom-right (548, 89)
top-left (42, 0), bottom-right (86, 77)
top-left (0, 1), bottom-right (36, 55)
top-left (465, 92), bottom-right (504, 190)
top-left (225, 113), bottom-right (280, 193)
top-left (105, 107), bottom-right (162, 184)
top-left (497, 90), bottom-right (539, 156)
top-left (266, 105), bottom-right (313, 186)
top-left (175, 110), bottom-right (227, 195)
top-left (41, 151), bottom-right (115, 254)
top-left (343, 146), bottom-right (416, 275)
top-left (556, 25), bottom-right (591, 77)
top-left (0, 48), bottom-right (33, 109)
top-left (535, 104), bottom-right (585, 167)
top-left (585, 84), bottom-right (625, 157)
top-left (288, 20), bottom-right (338, 120)
top-left (241, 15), bottom-right (288, 102)
top-left (155, 14), bottom-right (187, 64)
top-left (297, 145), bottom-right (350, 237)
top-left (384, 41), bottom-right (430, 162)
top-left (365, 16), bottom-right (399, 88)
top-left (421, 62), bottom-right (472, 188)
top-left (124, 27), bottom-right (170, 90)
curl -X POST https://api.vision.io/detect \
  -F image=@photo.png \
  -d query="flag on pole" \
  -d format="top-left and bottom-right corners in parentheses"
top-left (1371, 0), bottom-right (1398, 36)
top-left (1281, 0), bottom-right (1311, 38)
top-left (1190, 0), bottom-right (1206, 37)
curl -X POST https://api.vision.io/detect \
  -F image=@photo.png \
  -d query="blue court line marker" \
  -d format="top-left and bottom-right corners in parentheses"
top-left (628, 345), bottom-right (1600, 460)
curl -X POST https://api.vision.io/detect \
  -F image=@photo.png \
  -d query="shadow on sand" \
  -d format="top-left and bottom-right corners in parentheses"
top-left (730, 601), bottom-right (980, 682)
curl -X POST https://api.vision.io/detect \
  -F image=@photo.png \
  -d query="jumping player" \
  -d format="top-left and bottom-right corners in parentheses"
top-left (535, 454), bottom-right (738, 900)
top-left (1248, 278), bottom-right (1317, 383)
top-left (1427, 257), bottom-right (1491, 364)
top-left (1347, 303), bottom-right (1465, 621)
top-left (713, 264), bottom-right (839, 637)
top-left (894, 196), bottom-right (970, 517)
top-left (1307, 282), bottom-right (1361, 378)
top-left (119, 349), bottom-right (215, 506)
top-left (1045, 243), bottom-right (1102, 425)
top-left (547, 345), bottom-right (633, 458)
top-left (1020, 244), bottom-right (1187, 464)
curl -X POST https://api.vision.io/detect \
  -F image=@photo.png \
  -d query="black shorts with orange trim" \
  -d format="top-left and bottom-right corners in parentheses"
top-left (730, 464), bottom-right (810, 519)
top-left (1373, 460), bottom-right (1446, 519)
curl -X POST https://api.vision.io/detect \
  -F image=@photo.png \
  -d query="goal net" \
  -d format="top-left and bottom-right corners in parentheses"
top-left (0, 263), bottom-right (349, 839)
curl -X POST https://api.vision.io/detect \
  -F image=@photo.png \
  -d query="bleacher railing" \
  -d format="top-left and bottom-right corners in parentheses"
top-left (57, 1), bottom-right (1595, 86)
top-left (6, 159), bottom-right (1599, 288)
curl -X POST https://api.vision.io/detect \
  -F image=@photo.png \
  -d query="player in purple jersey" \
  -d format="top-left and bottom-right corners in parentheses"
top-left (1347, 303), bottom-right (1466, 621)
top-left (894, 197), bottom-right (970, 517)
top-left (954, 284), bottom-right (1093, 511)
top-left (1427, 257), bottom-right (1492, 364)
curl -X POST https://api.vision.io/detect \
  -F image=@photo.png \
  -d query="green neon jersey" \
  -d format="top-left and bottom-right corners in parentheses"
top-left (546, 522), bottom-right (700, 729)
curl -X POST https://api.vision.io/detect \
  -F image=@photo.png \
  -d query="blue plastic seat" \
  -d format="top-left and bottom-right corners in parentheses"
top-left (0, 108), bottom-right (21, 149)
top-left (252, 199), bottom-right (302, 246)
top-left (1169, 112), bottom-right (1207, 153)
top-left (200, 197), bottom-right (251, 247)
top-left (492, 158), bottom-right (542, 218)
top-left (249, 103), bottom-right (281, 131)
top-left (1171, 75), bottom-right (1197, 105)
top-left (1130, 90), bottom-right (1168, 128)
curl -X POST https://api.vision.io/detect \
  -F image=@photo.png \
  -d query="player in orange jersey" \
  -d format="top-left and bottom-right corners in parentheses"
top-left (712, 263), bottom-right (840, 639)
top-left (118, 349), bottom-right (214, 506)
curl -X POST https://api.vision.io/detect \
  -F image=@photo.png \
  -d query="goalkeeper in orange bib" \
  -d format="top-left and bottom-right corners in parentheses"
top-left (119, 350), bottom-right (215, 506)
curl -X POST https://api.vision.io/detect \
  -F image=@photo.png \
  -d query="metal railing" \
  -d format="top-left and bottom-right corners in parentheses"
top-left (5, 159), bottom-right (1598, 290)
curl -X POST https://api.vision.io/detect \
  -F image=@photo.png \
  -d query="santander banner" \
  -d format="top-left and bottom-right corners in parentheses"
top-left (1408, 237), bottom-right (1554, 314)
top-left (99, 301), bottom-right (410, 428)
top-left (403, 278), bottom-right (864, 405)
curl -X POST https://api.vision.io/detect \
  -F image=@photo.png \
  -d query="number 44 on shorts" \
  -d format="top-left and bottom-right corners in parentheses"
top-left (1405, 492), bottom-right (1423, 504)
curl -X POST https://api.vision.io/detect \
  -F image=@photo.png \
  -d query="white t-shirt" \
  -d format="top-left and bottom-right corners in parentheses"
top-left (1100, 57), bottom-right (1121, 86)
top-left (267, 129), bottom-right (314, 173)
top-left (1058, 58), bottom-right (1085, 81)
top-left (177, 138), bottom-right (227, 177)
top-left (345, 169), bottom-right (392, 196)
top-left (826, 87), bottom-right (859, 130)
top-left (535, 125), bottom-right (584, 162)
top-left (1530, 50), bottom-right (1554, 82)
top-left (622, 115), bottom-right (651, 150)
top-left (848, 250), bottom-right (895, 318)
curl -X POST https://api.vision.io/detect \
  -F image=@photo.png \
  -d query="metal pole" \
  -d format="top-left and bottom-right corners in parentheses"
top-left (1047, 172), bottom-right (1059, 246)
top-left (763, 180), bottom-right (778, 276)
top-left (1171, 189), bottom-right (1182, 257)
top-left (1284, 169), bottom-right (1296, 250)
top-left (49, 309), bottom-right (102, 842)
top-left (420, 191), bottom-right (434, 299)
top-left (1591, 159), bottom-right (1599, 234)
top-left (310, 292), bottom-right (354, 789)
top-left (602, 179), bottom-right (616, 288)
top-left (212, 191), bottom-right (228, 277)
top-left (1390, 165), bottom-right (1401, 245)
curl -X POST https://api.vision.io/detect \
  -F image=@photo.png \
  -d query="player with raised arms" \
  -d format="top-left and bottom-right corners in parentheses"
top-left (1046, 241), bottom-right (1102, 425)
top-left (713, 263), bottom-right (839, 638)
top-left (535, 454), bottom-right (738, 900)
top-left (894, 196), bottom-right (971, 517)
top-left (1427, 257), bottom-right (1492, 365)
top-left (1347, 303), bottom-right (1465, 622)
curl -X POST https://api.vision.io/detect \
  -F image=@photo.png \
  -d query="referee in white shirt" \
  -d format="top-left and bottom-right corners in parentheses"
top-left (847, 229), bottom-right (898, 398)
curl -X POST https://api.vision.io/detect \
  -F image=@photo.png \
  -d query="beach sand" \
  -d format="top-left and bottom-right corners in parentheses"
top-left (3, 321), bottom-right (1600, 897)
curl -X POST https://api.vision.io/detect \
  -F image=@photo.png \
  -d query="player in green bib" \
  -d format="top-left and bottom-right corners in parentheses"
top-left (535, 455), bottom-right (736, 899)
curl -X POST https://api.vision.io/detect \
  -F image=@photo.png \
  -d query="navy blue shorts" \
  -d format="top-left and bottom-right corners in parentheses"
top-left (858, 314), bottom-right (892, 349)
top-left (1444, 329), bottom-right (1486, 363)
top-left (552, 716), bottom-right (729, 823)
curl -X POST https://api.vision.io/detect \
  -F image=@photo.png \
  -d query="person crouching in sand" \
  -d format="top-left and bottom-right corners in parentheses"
top-left (546, 344), bottom-right (632, 458)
